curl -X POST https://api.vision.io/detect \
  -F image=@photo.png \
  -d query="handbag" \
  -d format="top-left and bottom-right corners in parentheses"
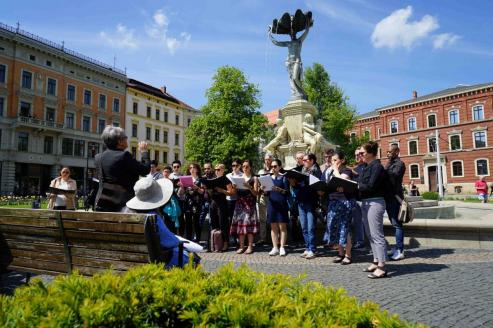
top-left (95, 158), bottom-right (132, 211)
top-left (396, 195), bottom-right (414, 223)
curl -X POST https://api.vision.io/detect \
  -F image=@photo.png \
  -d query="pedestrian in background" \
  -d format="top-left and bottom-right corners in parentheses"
top-left (475, 176), bottom-right (489, 203)
top-left (48, 167), bottom-right (77, 210)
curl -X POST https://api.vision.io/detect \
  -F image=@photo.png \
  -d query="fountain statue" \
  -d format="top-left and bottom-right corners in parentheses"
top-left (264, 9), bottom-right (335, 167)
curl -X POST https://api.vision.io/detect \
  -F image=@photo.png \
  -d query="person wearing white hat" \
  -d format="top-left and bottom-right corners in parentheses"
top-left (126, 177), bottom-right (203, 267)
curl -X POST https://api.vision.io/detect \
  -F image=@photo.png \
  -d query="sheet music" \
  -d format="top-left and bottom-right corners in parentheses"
top-left (229, 176), bottom-right (249, 190)
top-left (258, 175), bottom-right (274, 192)
top-left (179, 175), bottom-right (194, 188)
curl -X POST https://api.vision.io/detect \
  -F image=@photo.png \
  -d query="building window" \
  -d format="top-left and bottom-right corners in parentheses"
top-left (98, 119), bottom-right (106, 134)
top-left (427, 114), bottom-right (437, 128)
top-left (29, 54), bottom-right (36, 61)
top-left (155, 129), bottom-right (160, 142)
top-left (146, 127), bottom-right (151, 140)
top-left (407, 117), bottom-right (416, 131)
top-left (132, 124), bottom-right (138, 137)
top-left (409, 164), bottom-right (419, 179)
top-left (113, 98), bottom-right (120, 113)
top-left (18, 132), bottom-right (29, 151)
top-left (175, 133), bottom-right (179, 146)
top-left (82, 116), bottom-right (91, 132)
top-left (43, 136), bottom-right (53, 154)
top-left (0, 64), bottom-right (6, 83)
top-left (164, 111), bottom-right (168, 122)
top-left (19, 101), bottom-right (31, 117)
top-left (364, 130), bottom-right (370, 139)
top-left (45, 107), bottom-right (56, 122)
top-left (473, 105), bottom-right (484, 121)
top-left (67, 85), bottom-right (76, 102)
top-left (187, 118), bottom-right (191, 127)
top-left (163, 131), bottom-right (168, 143)
top-left (147, 107), bottom-right (151, 118)
top-left (112, 121), bottom-right (119, 127)
top-left (476, 159), bottom-right (489, 176)
top-left (46, 60), bottom-right (52, 67)
top-left (99, 94), bottom-right (106, 109)
top-left (47, 78), bottom-right (57, 96)
top-left (474, 131), bottom-right (487, 148)
top-left (65, 112), bottom-right (75, 129)
top-left (408, 140), bottom-right (418, 155)
top-left (156, 109), bottom-right (160, 121)
top-left (174, 152), bottom-right (179, 161)
top-left (154, 150), bottom-right (159, 161)
top-left (132, 102), bottom-right (138, 114)
top-left (451, 161), bottom-right (463, 177)
top-left (163, 151), bottom-right (168, 164)
top-left (74, 140), bottom-right (85, 157)
top-left (0, 97), bottom-right (4, 116)
top-left (62, 138), bottom-right (74, 155)
top-left (175, 114), bottom-right (180, 125)
top-left (449, 109), bottom-right (459, 125)
top-left (350, 132), bottom-right (356, 141)
top-left (87, 142), bottom-right (100, 158)
top-left (428, 137), bottom-right (436, 152)
top-left (131, 147), bottom-right (137, 158)
top-left (21, 71), bottom-right (32, 89)
top-left (390, 120), bottom-right (398, 134)
top-left (84, 90), bottom-right (92, 106)
top-left (450, 135), bottom-right (461, 151)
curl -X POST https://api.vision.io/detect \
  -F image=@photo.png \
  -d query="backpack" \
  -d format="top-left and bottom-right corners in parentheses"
top-left (210, 229), bottom-right (223, 252)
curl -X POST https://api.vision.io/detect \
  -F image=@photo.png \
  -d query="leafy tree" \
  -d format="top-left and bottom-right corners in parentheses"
top-left (303, 63), bottom-right (357, 148)
top-left (185, 66), bottom-right (267, 166)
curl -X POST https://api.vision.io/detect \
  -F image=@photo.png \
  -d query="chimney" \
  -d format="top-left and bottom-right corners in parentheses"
top-left (160, 86), bottom-right (166, 94)
top-left (412, 90), bottom-right (418, 99)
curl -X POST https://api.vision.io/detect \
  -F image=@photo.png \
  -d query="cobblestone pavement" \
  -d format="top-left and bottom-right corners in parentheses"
top-left (200, 246), bottom-right (493, 328)
top-left (2, 246), bottom-right (492, 327)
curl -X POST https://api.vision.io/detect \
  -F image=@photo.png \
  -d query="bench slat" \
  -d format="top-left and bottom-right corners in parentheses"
top-left (10, 258), bottom-right (68, 273)
top-left (10, 249), bottom-right (66, 263)
top-left (0, 225), bottom-right (60, 238)
top-left (68, 240), bottom-right (148, 253)
top-left (71, 256), bottom-right (144, 271)
top-left (61, 211), bottom-right (147, 223)
top-left (6, 240), bottom-right (64, 253)
top-left (0, 208), bottom-right (57, 219)
top-left (7, 265), bottom-right (64, 276)
top-left (3, 233), bottom-right (61, 244)
top-left (71, 248), bottom-right (149, 263)
top-left (0, 216), bottom-right (58, 228)
top-left (62, 221), bottom-right (145, 234)
top-left (65, 230), bottom-right (146, 243)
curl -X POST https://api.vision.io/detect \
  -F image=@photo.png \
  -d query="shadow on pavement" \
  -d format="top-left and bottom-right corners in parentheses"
top-left (387, 263), bottom-right (449, 277)
top-left (0, 271), bottom-right (30, 295)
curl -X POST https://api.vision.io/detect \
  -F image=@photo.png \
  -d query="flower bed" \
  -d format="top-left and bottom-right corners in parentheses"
top-left (0, 263), bottom-right (425, 327)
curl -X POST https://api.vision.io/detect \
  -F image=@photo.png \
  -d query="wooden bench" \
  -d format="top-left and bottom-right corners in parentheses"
top-left (0, 208), bottom-right (184, 280)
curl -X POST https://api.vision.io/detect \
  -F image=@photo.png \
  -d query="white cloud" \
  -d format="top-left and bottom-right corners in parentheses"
top-left (146, 9), bottom-right (191, 55)
top-left (433, 33), bottom-right (460, 49)
top-left (99, 23), bottom-right (138, 49)
top-left (153, 9), bottom-right (169, 27)
top-left (371, 6), bottom-right (439, 49)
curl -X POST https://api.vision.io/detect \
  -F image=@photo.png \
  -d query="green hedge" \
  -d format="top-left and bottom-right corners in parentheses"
top-left (0, 264), bottom-right (425, 327)
top-left (421, 191), bottom-right (439, 200)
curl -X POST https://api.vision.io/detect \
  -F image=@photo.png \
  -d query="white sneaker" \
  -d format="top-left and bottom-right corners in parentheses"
top-left (305, 251), bottom-right (316, 259)
top-left (279, 247), bottom-right (287, 257)
top-left (269, 248), bottom-right (279, 256)
top-left (300, 250), bottom-right (309, 258)
top-left (391, 249), bottom-right (405, 261)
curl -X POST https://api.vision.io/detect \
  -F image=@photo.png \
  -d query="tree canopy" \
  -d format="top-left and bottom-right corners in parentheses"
top-left (185, 66), bottom-right (267, 165)
top-left (303, 63), bottom-right (359, 160)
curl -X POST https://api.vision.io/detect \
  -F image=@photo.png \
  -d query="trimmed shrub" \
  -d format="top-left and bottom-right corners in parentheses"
top-left (0, 264), bottom-right (425, 327)
top-left (421, 191), bottom-right (439, 200)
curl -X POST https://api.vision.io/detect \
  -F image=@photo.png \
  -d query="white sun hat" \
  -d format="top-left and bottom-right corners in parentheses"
top-left (126, 176), bottom-right (173, 210)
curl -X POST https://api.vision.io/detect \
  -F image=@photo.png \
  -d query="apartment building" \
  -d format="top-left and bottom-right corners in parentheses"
top-left (126, 79), bottom-right (197, 166)
top-left (0, 23), bottom-right (127, 195)
top-left (351, 83), bottom-right (493, 194)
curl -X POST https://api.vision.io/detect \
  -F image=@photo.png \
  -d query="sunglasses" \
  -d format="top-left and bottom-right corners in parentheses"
top-left (232, 164), bottom-right (238, 167)
top-left (173, 166), bottom-right (180, 169)
top-left (215, 168), bottom-right (222, 171)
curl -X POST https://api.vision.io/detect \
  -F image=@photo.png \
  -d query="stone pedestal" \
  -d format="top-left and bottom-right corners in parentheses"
top-left (281, 99), bottom-right (317, 142)
top-left (278, 143), bottom-right (309, 169)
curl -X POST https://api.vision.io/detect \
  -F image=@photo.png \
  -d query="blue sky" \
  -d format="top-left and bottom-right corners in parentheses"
top-left (2, 0), bottom-right (493, 114)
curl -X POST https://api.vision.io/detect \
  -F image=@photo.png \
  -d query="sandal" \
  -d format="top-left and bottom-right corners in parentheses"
top-left (245, 247), bottom-right (254, 255)
top-left (368, 266), bottom-right (388, 279)
top-left (333, 255), bottom-right (344, 263)
top-left (363, 262), bottom-right (378, 272)
top-left (341, 256), bottom-right (352, 265)
top-left (236, 247), bottom-right (246, 254)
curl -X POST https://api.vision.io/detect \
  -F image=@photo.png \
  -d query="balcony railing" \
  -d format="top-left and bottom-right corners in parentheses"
top-left (0, 22), bottom-right (126, 76)
top-left (18, 116), bottom-right (64, 129)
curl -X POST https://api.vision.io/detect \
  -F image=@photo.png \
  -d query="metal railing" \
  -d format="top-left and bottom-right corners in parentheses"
top-left (18, 115), bottom-right (64, 129)
top-left (0, 22), bottom-right (126, 75)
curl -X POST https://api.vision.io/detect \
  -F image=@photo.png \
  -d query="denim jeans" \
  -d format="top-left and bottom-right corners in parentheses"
top-left (298, 201), bottom-right (316, 252)
top-left (386, 197), bottom-right (404, 252)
